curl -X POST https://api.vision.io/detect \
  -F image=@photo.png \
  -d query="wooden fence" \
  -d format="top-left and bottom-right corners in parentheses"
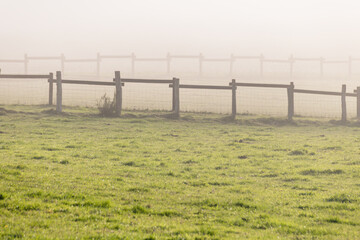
top-left (1, 53), bottom-right (360, 77)
top-left (1, 71), bottom-right (359, 122)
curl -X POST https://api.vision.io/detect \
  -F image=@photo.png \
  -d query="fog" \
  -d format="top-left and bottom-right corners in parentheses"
top-left (1, 0), bottom-right (360, 118)
top-left (1, 0), bottom-right (360, 58)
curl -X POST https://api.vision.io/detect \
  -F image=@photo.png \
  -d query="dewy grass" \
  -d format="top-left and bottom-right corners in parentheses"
top-left (0, 105), bottom-right (360, 239)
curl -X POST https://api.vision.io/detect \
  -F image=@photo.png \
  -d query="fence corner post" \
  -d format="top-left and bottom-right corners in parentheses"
top-left (56, 71), bottom-right (62, 113)
top-left (287, 82), bottom-right (294, 121)
top-left (231, 79), bottom-right (237, 120)
top-left (115, 71), bottom-right (122, 116)
top-left (48, 72), bottom-right (54, 105)
top-left (173, 78), bottom-right (180, 118)
top-left (341, 84), bottom-right (347, 123)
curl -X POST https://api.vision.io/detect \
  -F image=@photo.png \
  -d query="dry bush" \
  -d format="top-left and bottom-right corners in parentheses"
top-left (97, 93), bottom-right (116, 117)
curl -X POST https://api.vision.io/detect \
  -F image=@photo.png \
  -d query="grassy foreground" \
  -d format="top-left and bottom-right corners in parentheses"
top-left (0, 105), bottom-right (360, 239)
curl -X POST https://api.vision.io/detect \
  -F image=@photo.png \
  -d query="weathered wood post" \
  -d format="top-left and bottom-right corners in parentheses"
top-left (172, 77), bottom-right (176, 111)
top-left (61, 54), bottom-right (65, 74)
top-left (231, 79), bottom-right (237, 119)
top-left (48, 72), bottom-right (54, 105)
top-left (341, 84), bottom-right (347, 123)
top-left (96, 52), bottom-right (101, 78)
top-left (199, 53), bottom-right (203, 77)
top-left (173, 78), bottom-right (180, 117)
top-left (131, 53), bottom-right (135, 76)
top-left (287, 82), bottom-right (294, 121)
top-left (24, 54), bottom-right (28, 74)
top-left (56, 71), bottom-right (62, 113)
top-left (260, 54), bottom-right (264, 78)
top-left (357, 87), bottom-right (360, 120)
top-left (167, 53), bottom-right (171, 75)
top-left (114, 71), bottom-right (122, 116)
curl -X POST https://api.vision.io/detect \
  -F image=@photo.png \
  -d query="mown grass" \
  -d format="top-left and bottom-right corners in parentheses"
top-left (0, 105), bottom-right (360, 239)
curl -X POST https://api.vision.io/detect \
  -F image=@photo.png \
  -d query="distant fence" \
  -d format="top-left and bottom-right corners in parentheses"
top-left (1, 71), bottom-right (360, 122)
top-left (1, 53), bottom-right (360, 78)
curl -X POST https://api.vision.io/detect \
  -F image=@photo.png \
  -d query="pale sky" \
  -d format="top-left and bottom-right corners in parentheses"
top-left (1, 0), bottom-right (360, 58)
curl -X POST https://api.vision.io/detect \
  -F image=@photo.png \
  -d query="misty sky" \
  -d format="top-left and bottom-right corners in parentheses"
top-left (1, 0), bottom-right (360, 58)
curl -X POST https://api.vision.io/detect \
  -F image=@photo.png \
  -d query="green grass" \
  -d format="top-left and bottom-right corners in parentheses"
top-left (0, 105), bottom-right (360, 239)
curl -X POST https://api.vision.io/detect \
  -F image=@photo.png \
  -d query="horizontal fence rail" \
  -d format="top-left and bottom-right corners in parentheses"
top-left (294, 89), bottom-right (357, 97)
top-left (233, 83), bottom-right (290, 88)
top-left (120, 78), bottom-right (174, 84)
top-left (49, 79), bottom-right (118, 86)
top-left (169, 84), bottom-right (233, 90)
top-left (0, 74), bottom-right (51, 79)
top-left (2, 53), bottom-right (360, 78)
top-left (1, 71), bottom-right (360, 122)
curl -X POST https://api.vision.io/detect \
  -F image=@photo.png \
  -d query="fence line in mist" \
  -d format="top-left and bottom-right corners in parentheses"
top-left (1, 71), bottom-right (360, 122)
top-left (1, 53), bottom-right (359, 78)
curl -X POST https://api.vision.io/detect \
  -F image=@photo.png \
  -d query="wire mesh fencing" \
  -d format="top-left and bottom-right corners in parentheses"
top-left (0, 72), bottom-right (359, 121)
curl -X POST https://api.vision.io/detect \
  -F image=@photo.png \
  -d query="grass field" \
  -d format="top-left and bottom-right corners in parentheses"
top-left (0, 105), bottom-right (360, 239)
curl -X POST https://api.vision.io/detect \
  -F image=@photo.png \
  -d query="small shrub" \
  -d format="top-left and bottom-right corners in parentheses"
top-left (97, 93), bottom-right (116, 117)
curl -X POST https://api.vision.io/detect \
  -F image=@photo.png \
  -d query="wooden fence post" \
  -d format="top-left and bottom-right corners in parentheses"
top-left (96, 52), bottom-right (101, 78)
top-left (115, 71), bottom-right (122, 116)
top-left (287, 82), bottom-right (294, 121)
top-left (173, 78), bottom-right (180, 117)
top-left (167, 53), bottom-right (171, 75)
top-left (61, 54), bottom-right (65, 74)
top-left (48, 72), bottom-right (54, 105)
top-left (131, 53), bottom-right (135, 76)
top-left (172, 77), bottom-right (176, 111)
top-left (357, 87), bottom-right (360, 120)
top-left (341, 84), bottom-right (346, 123)
top-left (56, 71), bottom-right (62, 113)
top-left (24, 54), bottom-right (28, 74)
top-left (231, 79), bottom-right (237, 119)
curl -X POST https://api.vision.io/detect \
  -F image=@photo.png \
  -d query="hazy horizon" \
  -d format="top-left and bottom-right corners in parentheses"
top-left (1, 0), bottom-right (360, 59)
